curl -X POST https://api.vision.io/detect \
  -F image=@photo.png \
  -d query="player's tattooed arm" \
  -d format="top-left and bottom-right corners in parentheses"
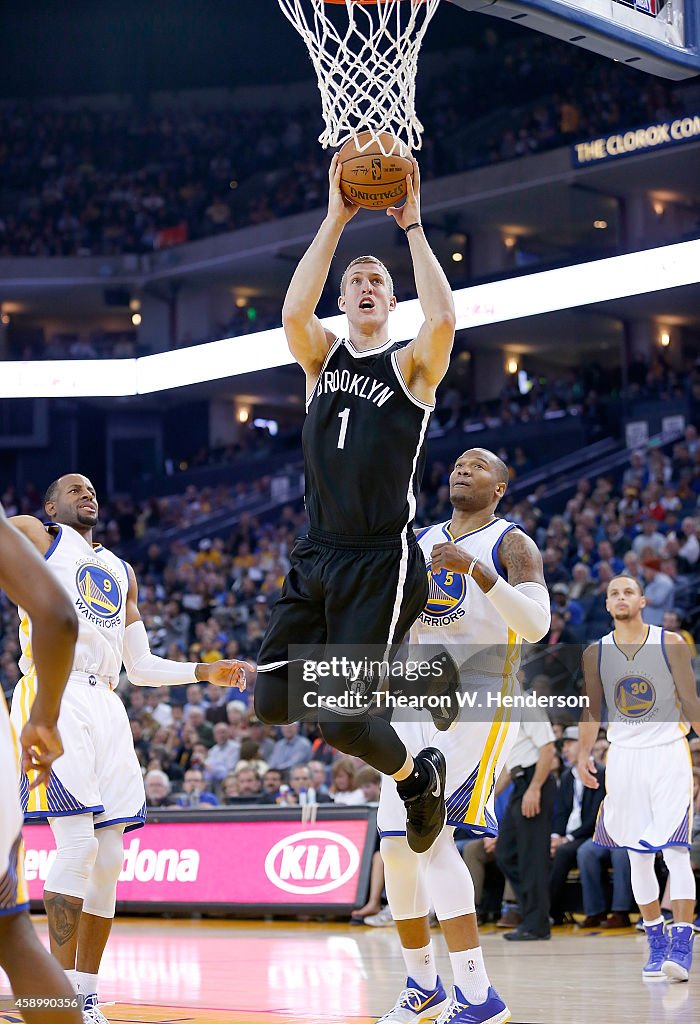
top-left (497, 529), bottom-right (546, 589)
top-left (431, 527), bottom-right (550, 641)
top-left (578, 643), bottom-right (603, 789)
top-left (664, 630), bottom-right (700, 734)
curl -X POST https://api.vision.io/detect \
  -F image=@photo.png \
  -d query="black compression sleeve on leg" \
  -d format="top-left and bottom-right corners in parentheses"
top-left (254, 665), bottom-right (306, 725)
top-left (320, 714), bottom-right (408, 775)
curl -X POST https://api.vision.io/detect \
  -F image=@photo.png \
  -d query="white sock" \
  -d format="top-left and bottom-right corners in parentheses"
top-left (643, 916), bottom-right (664, 929)
top-left (75, 971), bottom-right (98, 998)
top-left (64, 969), bottom-right (78, 993)
top-left (401, 942), bottom-right (438, 992)
top-left (450, 947), bottom-right (490, 1005)
top-left (672, 922), bottom-right (693, 929)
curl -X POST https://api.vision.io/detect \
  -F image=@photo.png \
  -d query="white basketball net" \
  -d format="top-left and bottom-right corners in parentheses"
top-left (277, 0), bottom-right (442, 154)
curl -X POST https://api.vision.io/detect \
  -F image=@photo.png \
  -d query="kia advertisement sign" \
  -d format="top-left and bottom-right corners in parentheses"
top-left (22, 809), bottom-right (375, 913)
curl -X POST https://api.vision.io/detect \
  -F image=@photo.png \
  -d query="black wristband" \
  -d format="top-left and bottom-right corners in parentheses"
top-left (405, 222), bottom-right (422, 235)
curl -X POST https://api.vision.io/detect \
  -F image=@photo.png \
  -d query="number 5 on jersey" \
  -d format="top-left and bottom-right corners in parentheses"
top-left (337, 408), bottom-right (350, 450)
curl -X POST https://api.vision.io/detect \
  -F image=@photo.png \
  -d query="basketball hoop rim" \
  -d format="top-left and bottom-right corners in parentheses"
top-left (323, 1), bottom-right (428, 5)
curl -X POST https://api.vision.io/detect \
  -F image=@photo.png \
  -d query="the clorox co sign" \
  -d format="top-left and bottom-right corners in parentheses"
top-left (264, 830), bottom-right (360, 895)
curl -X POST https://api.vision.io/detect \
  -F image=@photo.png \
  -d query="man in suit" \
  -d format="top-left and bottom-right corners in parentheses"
top-left (549, 726), bottom-right (605, 924)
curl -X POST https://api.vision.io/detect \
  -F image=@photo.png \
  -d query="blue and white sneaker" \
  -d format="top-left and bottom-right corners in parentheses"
top-left (376, 977), bottom-right (449, 1023)
top-left (434, 985), bottom-right (510, 1024)
top-left (82, 993), bottom-right (110, 1024)
top-left (643, 920), bottom-right (670, 981)
top-left (663, 925), bottom-right (694, 982)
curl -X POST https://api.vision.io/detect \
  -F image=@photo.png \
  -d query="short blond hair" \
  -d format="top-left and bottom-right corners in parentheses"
top-left (341, 256), bottom-right (394, 297)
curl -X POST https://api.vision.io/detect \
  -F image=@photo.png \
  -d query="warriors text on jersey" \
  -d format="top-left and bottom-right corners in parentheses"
top-left (18, 523), bottom-right (128, 684)
top-left (412, 517), bottom-right (522, 675)
top-left (302, 338), bottom-right (432, 536)
top-left (379, 516), bottom-right (523, 837)
top-left (598, 624), bottom-right (689, 747)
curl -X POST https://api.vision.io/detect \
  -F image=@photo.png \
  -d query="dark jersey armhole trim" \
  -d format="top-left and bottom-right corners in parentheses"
top-left (44, 524), bottom-right (62, 561)
top-left (660, 628), bottom-right (672, 673)
top-left (492, 524), bottom-right (518, 581)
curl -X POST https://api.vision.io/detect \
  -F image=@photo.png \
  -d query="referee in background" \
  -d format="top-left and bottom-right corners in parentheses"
top-left (496, 703), bottom-right (556, 940)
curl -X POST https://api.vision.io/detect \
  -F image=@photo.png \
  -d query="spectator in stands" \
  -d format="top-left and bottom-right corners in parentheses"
top-left (329, 758), bottom-right (365, 806)
top-left (267, 722), bottom-right (312, 771)
top-left (144, 769), bottom-right (178, 809)
top-left (568, 563), bottom-right (596, 603)
top-left (641, 558), bottom-right (675, 625)
top-left (593, 540), bottom-right (624, 579)
top-left (632, 517), bottom-right (666, 558)
top-left (186, 706), bottom-right (214, 746)
top-left (550, 585), bottom-right (584, 629)
top-left (543, 548), bottom-right (570, 587)
top-left (576, 839), bottom-right (635, 929)
top-left (591, 736), bottom-right (610, 764)
top-left (355, 766), bottom-right (382, 803)
top-left (219, 774), bottom-right (240, 803)
top-left (663, 610), bottom-right (697, 657)
top-left (184, 682), bottom-right (207, 718)
top-left (284, 764), bottom-right (333, 805)
top-left (226, 700), bottom-right (249, 733)
top-left (259, 768), bottom-right (284, 804)
top-left (549, 727), bottom-right (605, 925)
top-left (689, 738), bottom-right (700, 769)
top-left (244, 716), bottom-right (276, 762)
top-left (677, 517), bottom-right (700, 570)
top-left (583, 567), bottom-right (615, 640)
top-left (533, 613), bottom-right (581, 697)
top-left (220, 766), bottom-right (264, 805)
top-left (204, 681), bottom-right (232, 724)
top-left (204, 722), bottom-right (241, 783)
top-left (622, 551), bottom-right (644, 589)
top-left (308, 759), bottom-right (332, 798)
top-left (176, 767), bottom-right (219, 808)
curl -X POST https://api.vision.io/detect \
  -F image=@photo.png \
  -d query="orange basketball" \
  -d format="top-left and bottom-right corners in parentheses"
top-left (338, 131), bottom-right (413, 211)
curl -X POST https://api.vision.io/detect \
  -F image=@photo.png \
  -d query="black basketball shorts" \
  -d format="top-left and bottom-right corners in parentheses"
top-left (257, 528), bottom-right (428, 670)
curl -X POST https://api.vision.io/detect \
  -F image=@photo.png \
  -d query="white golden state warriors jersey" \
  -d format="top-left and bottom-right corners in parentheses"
top-left (412, 518), bottom-right (522, 676)
top-left (599, 624), bottom-right (689, 748)
top-left (18, 524), bottom-right (128, 683)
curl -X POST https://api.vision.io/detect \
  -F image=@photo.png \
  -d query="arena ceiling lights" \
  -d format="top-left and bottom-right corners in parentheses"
top-left (2, 237), bottom-right (700, 399)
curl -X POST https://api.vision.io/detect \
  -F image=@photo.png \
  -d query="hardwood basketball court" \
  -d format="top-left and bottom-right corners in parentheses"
top-left (1, 917), bottom-right (696, 1023)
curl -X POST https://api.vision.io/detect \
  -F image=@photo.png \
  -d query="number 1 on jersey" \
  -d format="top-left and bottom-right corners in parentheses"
top-left (337, 408), bottom-right (350, 450)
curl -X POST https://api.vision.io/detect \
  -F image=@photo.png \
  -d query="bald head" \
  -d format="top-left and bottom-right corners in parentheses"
top-left (449, 449), bottom-right (509, 513)
top-left (460, 449), bottom-right (510, 486)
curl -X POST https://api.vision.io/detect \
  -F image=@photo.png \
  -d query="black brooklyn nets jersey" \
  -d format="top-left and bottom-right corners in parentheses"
top-left (302, 337), bottom-right (432, 536)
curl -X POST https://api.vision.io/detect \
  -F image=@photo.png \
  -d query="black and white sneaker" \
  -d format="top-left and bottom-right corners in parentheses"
top-left (424, 650), bottom-right (460, 732)
top-left (402, 747), bottom-right (446, 854)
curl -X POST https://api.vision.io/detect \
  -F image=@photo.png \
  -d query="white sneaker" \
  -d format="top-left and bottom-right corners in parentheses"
top-left (365, 905), bottom-right (395, 927)
top-left (82, 997), bottom-right (110, 1024)
top-left (376, 977), bottom-right (449, 1022)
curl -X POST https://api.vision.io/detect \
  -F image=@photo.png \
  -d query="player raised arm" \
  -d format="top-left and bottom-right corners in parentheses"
top-left (122, 562), bottom-right (251, 690)
top-left (282, 154), bottom-right (359, 383)
top-left (578, 643), bottom-right (604, 790)
top-left (0, 506), bottom-right (78, 784)
top-left (390, 159), bottom-right (456, 404)
top-left (663, 630), bottom-right (700, 735)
